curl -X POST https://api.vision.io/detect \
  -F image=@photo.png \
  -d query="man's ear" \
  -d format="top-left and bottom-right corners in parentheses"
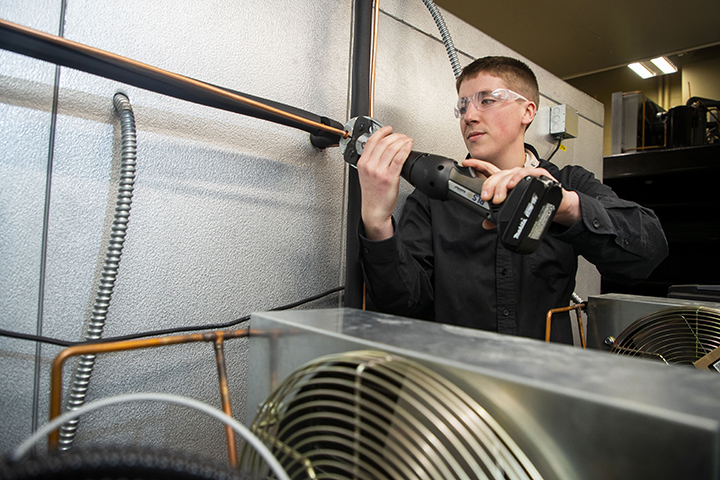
top-left (521, 102), bottom-right (537, 127)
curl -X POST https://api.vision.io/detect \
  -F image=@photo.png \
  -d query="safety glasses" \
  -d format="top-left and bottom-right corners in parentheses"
top-left (454, 88), bottom-right (530, 119)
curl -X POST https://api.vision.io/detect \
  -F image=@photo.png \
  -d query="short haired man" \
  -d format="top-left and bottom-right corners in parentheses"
top-left (356, 56), bottom-right (668, 343)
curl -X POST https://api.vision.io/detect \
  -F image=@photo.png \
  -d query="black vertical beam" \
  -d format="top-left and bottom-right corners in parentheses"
top-left (344, 0), bottom-right (373, 309)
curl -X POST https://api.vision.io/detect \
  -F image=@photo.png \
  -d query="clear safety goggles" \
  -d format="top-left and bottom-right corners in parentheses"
top-left (454, 88), bottom-right (530, 118)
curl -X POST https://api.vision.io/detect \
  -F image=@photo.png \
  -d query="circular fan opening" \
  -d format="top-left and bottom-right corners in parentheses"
top-left (240, 350), bottom-right (542, 480)
top-left (610, 306), bottom-right (720, 366)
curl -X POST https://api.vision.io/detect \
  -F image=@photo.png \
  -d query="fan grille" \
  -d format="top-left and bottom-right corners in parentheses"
top-left (240, 350), bottom-right (542, 480)
top-left (610, 306), bottom-right (720, 365)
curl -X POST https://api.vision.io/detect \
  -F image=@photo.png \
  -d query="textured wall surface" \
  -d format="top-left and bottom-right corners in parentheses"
top-left (0, 0), bottom-right (603, 462)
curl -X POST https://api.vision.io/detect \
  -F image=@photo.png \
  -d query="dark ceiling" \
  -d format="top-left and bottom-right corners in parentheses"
top-left (433, 0), bottom-right (720, 80)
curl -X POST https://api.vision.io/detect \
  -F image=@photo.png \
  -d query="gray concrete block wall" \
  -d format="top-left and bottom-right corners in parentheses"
top-left (0, 0), bottom-right (603, 462)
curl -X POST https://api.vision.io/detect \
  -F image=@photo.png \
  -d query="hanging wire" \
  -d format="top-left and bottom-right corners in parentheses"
top-left (546, 137), bottom-right (563, 161)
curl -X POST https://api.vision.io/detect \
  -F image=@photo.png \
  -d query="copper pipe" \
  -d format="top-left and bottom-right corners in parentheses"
top-left (545, 303), bottom-right (587, 348)
top-left (361, 0), bottom-right (380, 309)
top-left (269, 330), bottom-right (280, 393)
top-left (576, 311), bottom-right (586, 349)
top-left (369, 0), bottom-right (380, 118)
top-left (622, 145), bottom-right (666, 152)
top-left (49, 329), bottom-right (251, 451)
top-left (0, 18), bottom-right (348, 139)
top-left (213, 336), bottom-right (238, 467)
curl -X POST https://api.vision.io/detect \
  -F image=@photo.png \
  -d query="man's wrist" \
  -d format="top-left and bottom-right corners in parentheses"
top-left (554, 190), bottom-right (581, 227)
top-left (362, 217), bottom-right (395, 241)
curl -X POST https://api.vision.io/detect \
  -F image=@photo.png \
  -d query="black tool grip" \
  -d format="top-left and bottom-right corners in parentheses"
top-left (401, 151), bottom-right (562, 254)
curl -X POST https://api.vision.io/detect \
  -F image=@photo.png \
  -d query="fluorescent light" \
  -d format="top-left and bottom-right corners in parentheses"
top-left (628, 62), bottom-right (655, 79)
top-left (651, 56), bottom-right (677, 74)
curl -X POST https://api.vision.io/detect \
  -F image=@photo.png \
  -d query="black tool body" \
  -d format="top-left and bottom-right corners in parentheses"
top-left (340, 116), bottom-right (562, 254)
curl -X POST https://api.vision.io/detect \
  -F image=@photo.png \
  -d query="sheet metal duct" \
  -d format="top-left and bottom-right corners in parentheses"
top-left (247, 308), bottom-right (720, 480)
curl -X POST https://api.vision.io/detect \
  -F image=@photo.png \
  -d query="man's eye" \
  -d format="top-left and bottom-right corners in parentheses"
top-left (481, 97), bottom-right (496, 105)
top-left (459, 106), bottom-right (467, 114)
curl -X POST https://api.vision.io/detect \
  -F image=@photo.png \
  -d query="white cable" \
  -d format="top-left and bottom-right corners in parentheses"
top-left (12, 392), bottom-right (290, 480)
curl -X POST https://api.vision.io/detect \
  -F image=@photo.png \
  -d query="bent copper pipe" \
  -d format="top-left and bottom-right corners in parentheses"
top-left (49, 328), bottom-right (252, 462)
top-left (545, 303), bottom-right (587, 348)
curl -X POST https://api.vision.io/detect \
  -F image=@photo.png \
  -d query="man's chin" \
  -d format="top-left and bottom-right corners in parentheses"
top-left (468, 146), bottom-right (495, 161)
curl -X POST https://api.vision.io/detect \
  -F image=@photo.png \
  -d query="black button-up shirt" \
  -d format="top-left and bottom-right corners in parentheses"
top-left (359, 151), bottom-right (668, 343)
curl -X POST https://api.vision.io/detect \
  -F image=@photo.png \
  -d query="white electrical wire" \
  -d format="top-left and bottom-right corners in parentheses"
top-left (12, 392), bottom-right (291, 480)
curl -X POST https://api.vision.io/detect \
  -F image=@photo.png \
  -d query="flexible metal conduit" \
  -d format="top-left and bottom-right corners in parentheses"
top-left (57, 93), bottom-right (137, 450)
top-left (421, 0), bottom-right (462, 78)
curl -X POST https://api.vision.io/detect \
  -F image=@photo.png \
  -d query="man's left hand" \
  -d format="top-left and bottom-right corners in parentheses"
top-left (461, 159), bottom-right (581, 229)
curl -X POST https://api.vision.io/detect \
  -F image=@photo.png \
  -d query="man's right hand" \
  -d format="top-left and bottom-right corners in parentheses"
top-left (356, 125), bottom-right (414, 241)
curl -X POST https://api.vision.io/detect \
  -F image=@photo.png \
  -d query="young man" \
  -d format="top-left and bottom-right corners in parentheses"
top-left (356, 56), bottom-right (668, 343)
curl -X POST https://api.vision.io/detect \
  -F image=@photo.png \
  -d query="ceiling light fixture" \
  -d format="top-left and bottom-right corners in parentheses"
top-left (628, 62), bottom-right (655, 79)
top-left (628, 56), bottom-right (678, 79)
top-left (651, 56), bottom-right (678, 74)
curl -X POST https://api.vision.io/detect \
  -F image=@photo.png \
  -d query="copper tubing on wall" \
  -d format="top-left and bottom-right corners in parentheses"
top-left (360, 0), bottom-right (380, 310)
top-left (0, 18), bottom-right (347, 141)
top-left (213, 337), bottom-right (238, 467)
top-left (369, 0), bottom-right (380, 118)
top-left (48, 329), bottom-right (252, 456)
top-left (545, 303), bottom-right (587, 348)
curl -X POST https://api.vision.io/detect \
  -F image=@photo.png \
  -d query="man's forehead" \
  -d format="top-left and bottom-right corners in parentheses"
top-left (458, 73), bottom-right (507, 94)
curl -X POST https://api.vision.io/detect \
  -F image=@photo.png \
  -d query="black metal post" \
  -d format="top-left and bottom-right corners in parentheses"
top-left (344, 0), bottom-right (373, 309)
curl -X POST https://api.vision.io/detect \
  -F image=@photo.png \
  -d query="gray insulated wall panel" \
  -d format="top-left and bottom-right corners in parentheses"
top-left (0, 0), bottom-right (604, 464)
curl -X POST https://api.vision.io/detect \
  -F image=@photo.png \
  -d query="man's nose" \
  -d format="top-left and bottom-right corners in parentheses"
top-left (463, 101), bottom-right (481, 122)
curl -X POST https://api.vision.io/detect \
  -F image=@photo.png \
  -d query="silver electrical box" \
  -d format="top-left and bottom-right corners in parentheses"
top-left (549, 104), bottom-right (578, 139)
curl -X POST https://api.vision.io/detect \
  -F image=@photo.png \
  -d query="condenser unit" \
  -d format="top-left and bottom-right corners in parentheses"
top-left (245, 307), bottom-right (720, 480)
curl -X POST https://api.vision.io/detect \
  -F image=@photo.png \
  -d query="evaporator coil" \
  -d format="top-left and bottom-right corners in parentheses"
top-left (240, 350), bottom-right (543, 480)
top-left (609, 306), bottom-right (720, 369)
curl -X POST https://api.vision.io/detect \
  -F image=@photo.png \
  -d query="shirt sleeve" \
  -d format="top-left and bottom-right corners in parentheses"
top-left (358, 192), bottom-right (435, 319)
top-left (549, 162), bottom-right (669, 284)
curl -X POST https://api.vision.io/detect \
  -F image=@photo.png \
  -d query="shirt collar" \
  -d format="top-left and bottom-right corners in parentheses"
top-left (464, 144), bottom-right (541, 168)
top-left (524, 148), bottom-right (540, 168)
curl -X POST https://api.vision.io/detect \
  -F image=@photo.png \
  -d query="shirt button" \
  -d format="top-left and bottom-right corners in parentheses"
top-left (623, 238), bottom-right (629, 245)
top-left (501, 269), bottom-right (508, 276)
top-left (592, 219), bottom-right (600, 228)
top-left (503, 309), bottom-right (510, 316)
top-left (363, 247), bottom-right (370, 254)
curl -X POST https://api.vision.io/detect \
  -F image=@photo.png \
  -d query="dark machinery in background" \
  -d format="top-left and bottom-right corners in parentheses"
top-left (605, 92), bottom-right (720, 298)
top-left (663, 97), bottom-right (720, 147)
top-left (611, 92), bottom-right (719, 154)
